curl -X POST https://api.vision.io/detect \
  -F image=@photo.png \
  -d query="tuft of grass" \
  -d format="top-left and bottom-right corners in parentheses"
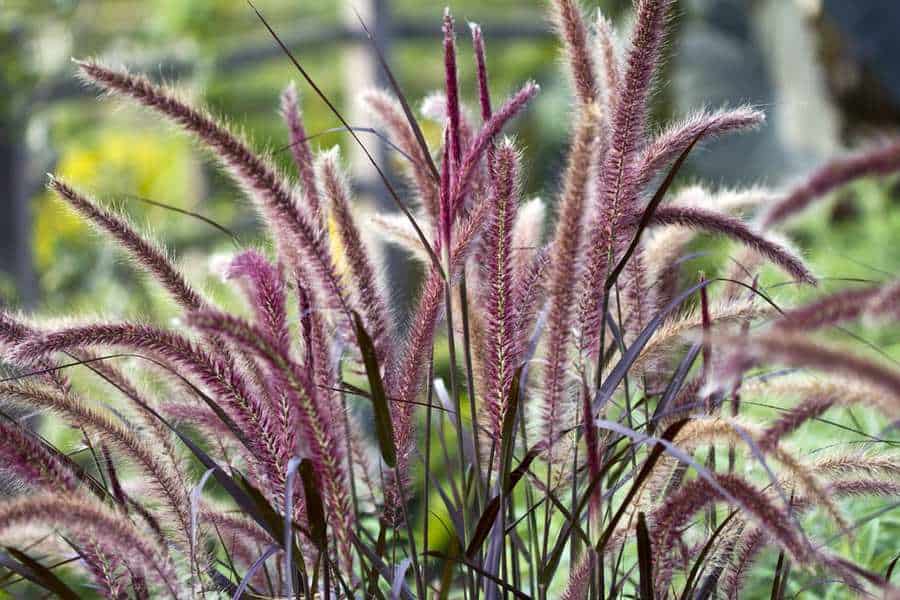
top-left (1, 1), bottom-right (899, 598)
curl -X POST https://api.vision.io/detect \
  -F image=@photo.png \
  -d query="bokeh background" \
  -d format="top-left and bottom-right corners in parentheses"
top-left (2, 1), bottom-right (900, 596)
top-left (3, 0), bottom-right (900, 316)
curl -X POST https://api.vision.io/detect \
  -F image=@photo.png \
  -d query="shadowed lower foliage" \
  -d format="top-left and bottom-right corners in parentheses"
top-left (1, 1), bottom-right (899, 598)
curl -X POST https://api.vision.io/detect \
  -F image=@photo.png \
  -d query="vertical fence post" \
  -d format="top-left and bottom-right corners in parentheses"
top-left (341, 0), bottom-right (411, 311)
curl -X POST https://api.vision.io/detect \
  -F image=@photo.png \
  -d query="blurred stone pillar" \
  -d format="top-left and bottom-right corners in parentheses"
top-left (341, 0), bottom-right (411, 316)
top-left (0, 26), bottom-right (38, 308)
top-left (674, 0), bottom-right (839, 185)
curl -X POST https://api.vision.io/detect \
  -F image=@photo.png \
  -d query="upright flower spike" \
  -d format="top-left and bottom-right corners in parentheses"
top-left (577, 0), bottom-right (674, 345)
top-left (596, 13), bottom-right (622, 113)
top-left (363, 90), bottom-right (440, 224)
top-left (478, 141), bottom-right (522, 449)
top-left (280, 82), bottom-right (322, 221)
top-left (186, 309), bottom-right (354, 569)
top-left (470, 23), bottom-right (493, 123)
top-left (443, 9), bottom-right (463, 173)
top-left (227, 250), bottom-right (290, 354)
top-left (550, 0), bottom-right (598, 106)
top-left (541, 105), bottom-right (601, 459)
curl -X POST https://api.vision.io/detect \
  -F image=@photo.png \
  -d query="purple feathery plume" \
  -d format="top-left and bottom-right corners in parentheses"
top-left (0, 312), bottom-right (70, 392)
top-left (756, 395), bottom-right (835, 451)
top-left (478, 141), bottom-right (522, 445)
top-left (49, 176), bottom-right (205, 312)
top-left (761, 138), bottom-right (900, 227)
top-left (778, 284), bottom-right (880, 331)
top-left (550, 0), bottom-right (598, 105)
top-left (0, 494), bottom-right (183, 598)
top-left (560, 550), bottom-right (597, 600)
top-left (384, 193), bottom-right (495, 516)
top-left (596, 14), bottom-right (621, 113)
top-left (577, 0), bottom-right (674, 346)
top-left (0, 419), bottom-right (80, 491)
top-left (0, 383), bottom-right (190, 547)
top-left (644, 205), bottom-right (816, 285)
top-left (280, 82), bottom-right (321, 220)
top-left (722, 332), bottom-right (900, 402)
top-left (13, 323), bottom-right (285, 487)
top-left (186, 309), bottom-right (354, 567)
top-left (649, 473), bottom-right (809, 592)
top-left (450, 81), bottom-right (540, 209)
top-left (470, 23), bottom-right (493, 123)
top-left (634, 106), bottom-right (765, 191)
top-left (542, 106), bottom-right (601, 459)
top-left (74, 59), bottom-right (346, 315)
top-left (443, 9), bottom-right (463, 172)
top-left (435, 130), bottom-right (453, 253)
top-left (866, 279), bottom-right (900, 321)
top-left (227, 250), bottom-right (290, 354)
top-left (384, 269), bottom-right (443, 517)
top-left (317, 150), bottom-right (393, 360)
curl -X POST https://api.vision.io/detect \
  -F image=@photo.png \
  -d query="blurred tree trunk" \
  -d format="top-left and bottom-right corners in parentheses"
top-left (0, 116), bottom-right (37, 309)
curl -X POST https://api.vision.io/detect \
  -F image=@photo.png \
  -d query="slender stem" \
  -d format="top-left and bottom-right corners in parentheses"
top-left (423, 358), bottom-right (435, 600)
top-left (459, 275), bottom-right (486, 507)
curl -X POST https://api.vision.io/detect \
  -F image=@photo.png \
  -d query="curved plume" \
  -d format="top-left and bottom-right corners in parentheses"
top-left (74, 59), bottom-right (346, 314)
top-left (723, 332), bottom-right (900, 407)
top-left (0, 383), bottom-right (190, 547)
top-left (645, 205), bottom-right (816, 285)
top-left (635, 106), bottom-right (765, 191)
top-left (317, 149), bottom-right (393, 361)
top-left (761, 138), bottom-right (900, 227)
top-left (0, 493), bottom-right (182, 598)
top-left (13, 323), bottom-right (284, 485)
top-left (778, 284), bottom-right (880, 331)
top-left (49, 177), bottom-right (205, 312)
top-left (0, 418), bottom-right (80, 491)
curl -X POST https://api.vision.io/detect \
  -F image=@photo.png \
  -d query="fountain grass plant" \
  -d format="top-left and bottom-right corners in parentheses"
top-left (1, 0), bottom-right (899, 598)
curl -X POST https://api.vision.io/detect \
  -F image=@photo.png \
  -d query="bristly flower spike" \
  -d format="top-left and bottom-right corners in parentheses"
top-left (280, 82), bottom-right (322, 220)
top-left (550, 0), bottom-right (598, 106)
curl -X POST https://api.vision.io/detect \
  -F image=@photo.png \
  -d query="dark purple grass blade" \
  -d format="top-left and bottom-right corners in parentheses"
top-left (232, 544), bottom-right (279, 599)
top-left (352, 312), bottom-right (397, 468)
top-left (636, 512), bottom-right (654, 600)
top-left (0, 547), bottom-right (80, 600)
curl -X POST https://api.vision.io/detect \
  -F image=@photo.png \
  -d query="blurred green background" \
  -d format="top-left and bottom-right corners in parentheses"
top-left (3, 0), bottom-right (899, 317)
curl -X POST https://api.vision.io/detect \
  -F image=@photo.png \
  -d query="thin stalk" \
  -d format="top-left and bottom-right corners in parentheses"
top-left (423, 359), bottom-right (435, 600)
top-left (443, 248), bottom-right (476, 598)
top-left (459, 275), bottom-right (486, 506)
